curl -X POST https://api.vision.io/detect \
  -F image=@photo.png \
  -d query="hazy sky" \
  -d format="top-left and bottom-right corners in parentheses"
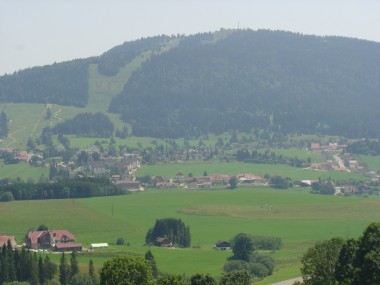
top-left (1, 0), bottom-right (379, 75)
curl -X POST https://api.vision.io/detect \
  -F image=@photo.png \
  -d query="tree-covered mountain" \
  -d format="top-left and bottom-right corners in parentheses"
top-left (109, 30), bottom-right (380, 138)
top-left (1, 29), bottom-right (379, 138)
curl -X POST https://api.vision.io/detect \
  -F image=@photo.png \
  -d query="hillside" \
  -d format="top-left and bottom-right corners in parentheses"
top-left (1, 29), bottom-right (379, 138)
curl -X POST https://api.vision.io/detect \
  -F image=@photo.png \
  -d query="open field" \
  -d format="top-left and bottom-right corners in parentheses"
top-left (357, 155), bottom-right (380, 172)
top-left (1, 188), bottom-right (379, 283)
top-left (0, 161), bottom-right (48, 181)
top-left (136, 161), bottom-right (368, 182)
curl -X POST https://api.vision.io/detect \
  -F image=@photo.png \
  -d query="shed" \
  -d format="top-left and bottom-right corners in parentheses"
top-left (90, 243), bottom-right (109, 249)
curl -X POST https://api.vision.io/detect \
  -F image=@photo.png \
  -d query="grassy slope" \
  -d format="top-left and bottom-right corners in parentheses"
top-left (1, 188), bottom-right (379, 283)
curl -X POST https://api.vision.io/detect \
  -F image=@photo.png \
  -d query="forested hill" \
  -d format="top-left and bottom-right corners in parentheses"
top-left (1, 29), bottom-right (379, 138)
top-left (108, 30), bottom-right (380, 138)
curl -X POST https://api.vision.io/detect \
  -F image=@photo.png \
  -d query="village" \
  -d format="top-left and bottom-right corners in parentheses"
top-left (1, 140), bottom-right (380, 197)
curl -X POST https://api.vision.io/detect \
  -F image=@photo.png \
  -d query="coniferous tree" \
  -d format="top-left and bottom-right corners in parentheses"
top-left (59, 252), bottom-right (70, 285)
top-left (44, 255), bottom-right (57, 282)
top-left (144, 250), bottom-right (158, 277)
top-left (70, 251), bottom-right (79, 280)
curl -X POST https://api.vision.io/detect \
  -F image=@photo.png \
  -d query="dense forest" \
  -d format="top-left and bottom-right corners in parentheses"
top-left (0, 59), bottom-right (94, 107)
top-left (53, 112), bottom-right (114, 137)
top-left (1, 29), bottom-right (379, 139)
top-left (109, 30), bottom-right (380, 138)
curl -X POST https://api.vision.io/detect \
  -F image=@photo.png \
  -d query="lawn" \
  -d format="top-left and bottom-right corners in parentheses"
top-left (1, 187), bottom-right (379, 283)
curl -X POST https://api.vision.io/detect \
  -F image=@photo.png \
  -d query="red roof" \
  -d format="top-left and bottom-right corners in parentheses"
top-left (55, 243), bottom-right (82, 249)
top-left (50, 230), bottom-right (76, 242)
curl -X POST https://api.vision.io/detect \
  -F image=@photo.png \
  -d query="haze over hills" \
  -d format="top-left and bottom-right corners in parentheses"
top-left (1, 29), bottom-right (379, 139)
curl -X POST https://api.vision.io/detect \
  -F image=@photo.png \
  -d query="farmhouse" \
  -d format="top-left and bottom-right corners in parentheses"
top-left (25, 230), bottom-right (80, 250)
top-left (210, 174), bottom-right (231, 185)
top-left (214, 240), bottom-right (231, 250)
top-left (155, 237), bottom-right (172, 247)
top-left (237, 173), bottom-right (267, 186)
top-left (0, 233), bottom-right (17, 248)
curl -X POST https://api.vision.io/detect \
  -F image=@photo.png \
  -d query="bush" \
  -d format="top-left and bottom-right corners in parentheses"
top-left (116, 238), bottom-right (125, 245)
top-left (223, 260), bottom-right (250, 272)
top-left (250, 262), bottom-right (270, 277)
top-left (0, 191), bottom-right (14, 202)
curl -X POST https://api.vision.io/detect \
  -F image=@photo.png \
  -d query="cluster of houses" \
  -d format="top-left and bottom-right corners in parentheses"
top-left (147, 173), bottom-right (268, 191)
top-left (0, 229), bottom-right (111, 252)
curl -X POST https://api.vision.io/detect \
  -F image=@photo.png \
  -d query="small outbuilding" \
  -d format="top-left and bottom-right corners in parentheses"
top-left (90, 243), bottom-right (109, 249)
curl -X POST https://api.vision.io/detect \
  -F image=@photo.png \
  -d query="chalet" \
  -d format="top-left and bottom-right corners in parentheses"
top-left (26, 230), bottom-right (78, 250)
top-left (155, 237), bottom-right (172, 247)
top-left (196, 176), bottom-right (211, 183)
top-left (0, 233), bottom-right (17, 248)
top-left (175, 172), bottom-right (185, 182)
top-left (210, 174), bottom-right (231, 185)
top-left (237, 174), bottom-right (267, 186)
top-left (88, 161), bottom-right (109, 175)
top-left (16, 150), bottom-right (29, 161)
top-left (214, 240), bottom-right (231, 250)
top-left (310, 143), bottom-right (320, 151)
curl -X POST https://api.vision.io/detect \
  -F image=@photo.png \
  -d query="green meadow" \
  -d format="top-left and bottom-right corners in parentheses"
top-left (136, 161), bottom-right (368, 182)
top-left (1, 188), bottom-right (379, 284)
top-left (0, 161), bottom-right (48, 181)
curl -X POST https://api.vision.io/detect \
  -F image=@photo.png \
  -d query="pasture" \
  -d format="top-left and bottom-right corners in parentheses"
top-left (1, 187), bottom-right (379, 284)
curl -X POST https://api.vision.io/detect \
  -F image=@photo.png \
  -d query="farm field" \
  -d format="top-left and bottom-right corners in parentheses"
top-left (1, 187), bottom-right (379, 284)
top-left (136, 161), bottom-right (368, 182)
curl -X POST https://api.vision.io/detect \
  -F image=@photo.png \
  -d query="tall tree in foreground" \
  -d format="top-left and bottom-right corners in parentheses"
top-left (99, 256), bottom-right (154, 285)
top-left (59, 253), bottom-right (70, 285)
top-left (301, 237), bottom-right (345, 285)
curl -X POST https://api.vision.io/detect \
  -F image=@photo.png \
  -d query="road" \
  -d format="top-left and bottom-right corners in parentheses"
top-left (269, 277), bottom-right (303, 285)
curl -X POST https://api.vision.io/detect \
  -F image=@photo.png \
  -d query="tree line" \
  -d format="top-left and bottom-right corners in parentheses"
top-left (0, 178), bottom-right (121, 201)
top-left (347, 139), bottom-right (380, 156)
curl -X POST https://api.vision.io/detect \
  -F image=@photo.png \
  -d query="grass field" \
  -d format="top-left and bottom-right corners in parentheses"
top-left (0, 161), bottom-right (48, 181)
top-left (136, 161), bottom-right (368, 182)
top-left (1, 188), bottom-right (379, 283)
top-left (357, 155), bottom-right (380, 173)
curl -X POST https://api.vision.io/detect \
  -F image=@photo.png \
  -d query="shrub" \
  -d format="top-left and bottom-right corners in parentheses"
top-left (0, 191), bottom-right (14, 202)
top-left (116, 238), bottom-right (125, 245)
